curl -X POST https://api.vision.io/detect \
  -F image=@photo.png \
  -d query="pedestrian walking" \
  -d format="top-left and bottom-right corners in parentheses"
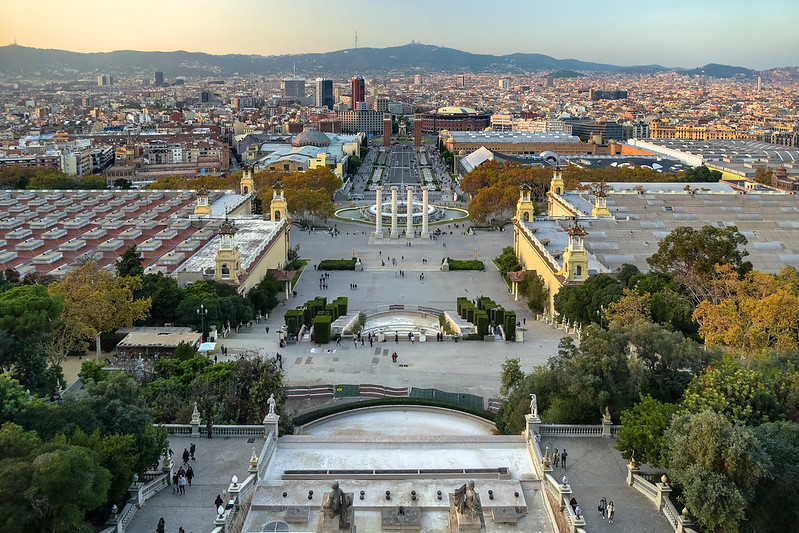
top-left (607, 501), bottom-right (615, 523)
top-left (561, 448), bottom-right (568, 468)
top-left (215, 494), bottom-right (224, 509)
top-left (190, 442), bottom-right (196, 461)
top-left (598, 497), bottom-right (607, 519)
top-left (186, 465), bottom-right (194, 486)
top-left (206, 420), bottom-right (212, 439)
top-left (266, 326), bottom-right (270, 334)
top-left (172, 472), bottom-right (178, 494)
top-left (182, 448), bottom-right (190, 465)
top-left (178, 473), bottom-right (187, 495)
top-left (395, 333), bottom-right (399, 344)
top-left (156, 517), bottom-right (165, 533)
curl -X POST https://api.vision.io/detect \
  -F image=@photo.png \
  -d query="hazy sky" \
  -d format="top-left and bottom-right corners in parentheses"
top-left (2, 0), bottom-right (796, 69)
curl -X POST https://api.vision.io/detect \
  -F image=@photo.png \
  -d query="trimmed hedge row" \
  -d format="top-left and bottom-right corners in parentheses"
top-left (318, 258), bottom-right (357, 270)
top-left (456, 296), bottom-right (516, 341)
top-left (292, 396), bottom-right (497, 427)
top-left (284, 296), bottom-right (348, 339)
top-left (444, 258), bottom-right (484, 270)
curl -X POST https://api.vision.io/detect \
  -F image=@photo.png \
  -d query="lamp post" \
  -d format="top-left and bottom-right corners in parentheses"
top-left (197, 304), bottom-right (208, 343)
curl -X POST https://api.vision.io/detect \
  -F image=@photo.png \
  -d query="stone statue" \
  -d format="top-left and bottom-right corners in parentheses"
top-left (249, 446), bottom-right (258, 470)
top-left (453, 480), bottom-right (481, 518)
top-left (530, 393), bottom-right (538, 417)
top-left (323, 481), bottom-right (353, 529)
top-left (191, 401), bottom-right (200, 423)
top-left (267, 393), bottom-right (276, 416)
top-left (602, 406), bottom-right (611, 423)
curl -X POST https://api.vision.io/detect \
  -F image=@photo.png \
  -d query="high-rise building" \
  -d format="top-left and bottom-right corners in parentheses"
top-left (498, 78), bottom-right (511, 89)
top-left (455, 74), bottom-right (466, 88)
top-left (282, 78), bottom-right (306, 102)
top-left (97, 74), bottom-right (113, 86)
top-left (414, 74), bottom-right (423, 86)
top-left (351, 76), bottom-right (365, 110)
top-left (154, 71), bottom-right (164, 87)
top-left (414, 114), bottom-right (422, 148)
top-left (315, 78), bottom-right (334, 109)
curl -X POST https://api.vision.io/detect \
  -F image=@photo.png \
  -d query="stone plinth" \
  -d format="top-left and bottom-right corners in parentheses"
top-left (317, 492), bottom-right (355, 533)
top-left (381, 507), bottom-right (422, 530)
top-left (491, 506), bottom-right (518, 524)
top-left (285, 506), bottom-right (310, 523)
top-left (447, 494), bottom-right (486, 533)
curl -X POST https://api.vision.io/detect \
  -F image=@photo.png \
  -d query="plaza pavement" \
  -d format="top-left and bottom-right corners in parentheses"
top-left (540, 437), bottom-right (672, 533)
top-left (217, 218), bottom-right (569, 400)
top-left (126, 435), bottom-right (258, 533)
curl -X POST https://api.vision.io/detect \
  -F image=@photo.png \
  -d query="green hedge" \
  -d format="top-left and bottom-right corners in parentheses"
top-left (284, 309), bottom-right (300, 335)
top-left (292, 397), bottom-right (496, 427)
top-left (475, 310), bottom-right (490, 336)
top-left (445, 258), bottom-right (485, 271)
top-left (313, 314), bottom-right (332, 344)
top-left (318, 258), bottom-right (357, 270)
top-left (504, 311), bottom-right (516, 341)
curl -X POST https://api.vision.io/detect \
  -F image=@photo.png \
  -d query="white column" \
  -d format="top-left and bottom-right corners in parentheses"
top-left (406, 186), bottom-right (413, 238)
top-left (390, 186), bottom-right (398, 238)
top-left (421, 186), bottom-right (429, 239)
top-left (374, 186), bottom-right (383, 237)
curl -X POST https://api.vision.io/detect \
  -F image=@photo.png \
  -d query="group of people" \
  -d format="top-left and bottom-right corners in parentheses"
top-left (598, 497), bottom-right (615, 523)
top-left (552, 447), bottom-right (568, 468)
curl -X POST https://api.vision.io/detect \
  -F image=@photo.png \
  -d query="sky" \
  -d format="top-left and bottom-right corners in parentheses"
top-left (2, 0), bottom-right (797, 70)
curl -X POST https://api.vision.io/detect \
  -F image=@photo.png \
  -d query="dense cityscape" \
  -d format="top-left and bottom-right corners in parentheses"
top-left (1, 15), bottom-right (799, 533)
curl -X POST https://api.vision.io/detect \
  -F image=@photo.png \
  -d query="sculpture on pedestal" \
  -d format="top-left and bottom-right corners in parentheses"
top-left (267, 393), bottom-right (276, 416)
top-left (453, 481), bottom-right (482, 518)
top-left (191, 402), bottom-right (200, 423)
top-left (322, 481), bottom-right (353, 530)
top-left (530, 394), bottom-right (538, 417)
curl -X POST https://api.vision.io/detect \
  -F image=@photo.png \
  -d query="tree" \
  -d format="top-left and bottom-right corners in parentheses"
top-left (746, 422), bottom-right (799, 531)
top-left (753, 166), bottom-right (773, 186)
top-left (682, 353), bottom-right (798, 426)
top-left (553, 273), bottom-right (622, 325)
top-left (615, 394), bottom-right (680, 467)
top-left (113, 178), bottom-right (133, 189)
top-left (494, 246), bottom-right (522, 278)
top-left (500, 357), bottom-right (524, 395)
top-left (48, 262), bottom-right (151, 358)
top-left (115, 245), bottom-right (144, 278)
top-left (646, 225), bottom-right (752, 305)
top-left (665, 411), bottom-right (771, 532)
top-left (519, 272), bottom-right (549, 314)
top-left (604, 288), bottom-right (651, 329)
top-left (693, 265), bottom-right (799, 357)
top-left (682, 165), bottom-right (722, 183)
top-left (0, 375), bottom-right (29, 424)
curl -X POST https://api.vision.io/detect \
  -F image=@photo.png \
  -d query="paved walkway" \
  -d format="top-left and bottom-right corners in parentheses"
top-left (540, 437), bottom-right (672, 533)
top-left (126, 435), bottom-right (257, 533)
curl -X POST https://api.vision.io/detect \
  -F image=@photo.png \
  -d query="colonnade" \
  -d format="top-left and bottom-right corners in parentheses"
top-left (373, 185), bottom-right (430, 239)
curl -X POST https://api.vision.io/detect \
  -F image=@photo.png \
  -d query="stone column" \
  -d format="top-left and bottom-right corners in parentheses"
top-left (374, 186), bottom-right (383, 237)
top-left (421, 186), bottom-right (429, 239)
top-left (406, 186), bottom-right (413, 238)
top-left (390, 186), bottom-right (398, 238)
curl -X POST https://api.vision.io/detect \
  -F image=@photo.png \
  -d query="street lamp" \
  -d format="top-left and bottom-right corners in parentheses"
top-left (197, 303), bottom-right (208, 342)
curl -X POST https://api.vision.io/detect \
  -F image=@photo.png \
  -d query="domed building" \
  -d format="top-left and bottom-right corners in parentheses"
top-left (421, 106), bottom-right (490, 134)
top-left (291, 128), bottom-right (331, 148)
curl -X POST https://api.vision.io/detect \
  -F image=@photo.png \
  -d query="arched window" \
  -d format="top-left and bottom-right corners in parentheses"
top-left (274, 210), bottom-right (281, 221)
top-left (221, 264), bottom-right (230, 279)
top-left (242, 186), bottom-right (249, 194)
top-left (574, 265), bottom-right (582, 280)
top-left (523, 212), bottom-right (530, 222)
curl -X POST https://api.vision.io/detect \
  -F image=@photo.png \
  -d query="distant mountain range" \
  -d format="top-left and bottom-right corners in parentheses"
top-left (0, 43), bottom-right (780, 79)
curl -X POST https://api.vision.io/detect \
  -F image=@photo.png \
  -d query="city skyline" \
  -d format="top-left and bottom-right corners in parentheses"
top-left (2, 0), bottom-right (797, 71)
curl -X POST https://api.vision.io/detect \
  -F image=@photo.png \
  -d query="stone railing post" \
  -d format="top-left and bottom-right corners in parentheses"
top-left (627, 459), bottom-right (640, 486)
top-left (676, 509), bottom-right (694, 533)
top-left (190, 402), bottom-right (201, 437)
top-left (129, 479), bottom-right (144, 508)
top-left (656, 476), bottom-right (672, 510)
top-left (601, 407), bottom-right (612, 438)
top-left (525, 413), bottom-right (541, 440)
top-left (228, 477), bottom-right (241, 510)
top-left (248, 446), bottom-right (259, 477)
top-left (264, 412), bottom-right (279, 438)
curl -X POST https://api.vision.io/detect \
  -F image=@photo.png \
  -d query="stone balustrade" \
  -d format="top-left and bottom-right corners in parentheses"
top-left (539, 424), bottom-right (604, 437)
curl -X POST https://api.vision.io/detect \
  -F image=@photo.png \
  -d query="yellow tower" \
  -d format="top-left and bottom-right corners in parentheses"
top-left (240, 169), bottom-right (254, 195)
top-left (560, 224), bottom-right (589, 282)
top-left (194, 188), bottom-right (212, 216)
top-left (592, 188), bottom-right (611, 217)
top-left (270, 182), bottom-right (288, 222)
top-left (214, 220), bottom-right (241, 283)
top-left (515, 184), bottom-right (535, 223)
top-left (550, 166), bottom-right (565, 195)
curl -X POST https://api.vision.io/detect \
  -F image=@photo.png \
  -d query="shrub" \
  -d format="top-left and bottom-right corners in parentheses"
top-left (445, 258), bottom-right (484, 270)
top-left (313, 314), bottom-right (332, 344)
top-left (318, 258), bottom-right (357, 270)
